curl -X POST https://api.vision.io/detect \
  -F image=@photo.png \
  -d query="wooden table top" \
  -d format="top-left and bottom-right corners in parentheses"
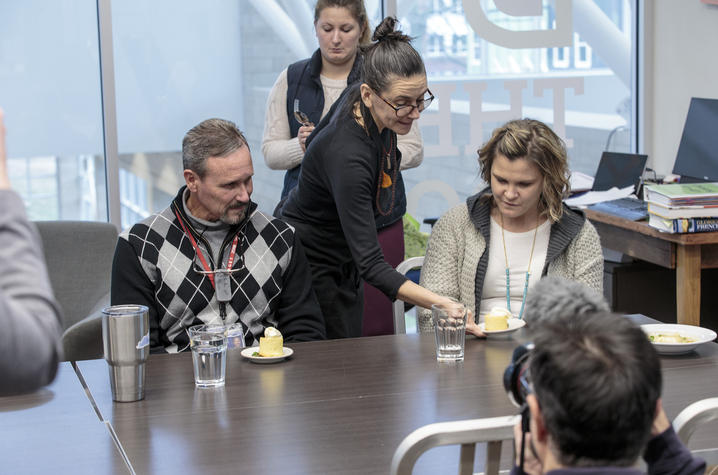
top-left (78, 333), bottom-right (523, 474)
top-left (75, 319), bottom-right (718, 475)
top-left (0, 363), bottom-right (129, 474)
top-left (585, 208), bottom-right (718, 245)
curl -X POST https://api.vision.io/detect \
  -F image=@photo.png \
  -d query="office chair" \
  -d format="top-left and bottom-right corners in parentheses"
top-left (35, 220), bottom-right (118, 361)
top-left (390, 414), bottom-right (519, 475)
top-left (674, 397), bottom-right (718, 465)
top-left (393, 256), bottom-right (424, 334)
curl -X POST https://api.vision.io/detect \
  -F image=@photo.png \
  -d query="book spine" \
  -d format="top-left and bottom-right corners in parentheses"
top-left (672, 218), bottom-right (718, 233)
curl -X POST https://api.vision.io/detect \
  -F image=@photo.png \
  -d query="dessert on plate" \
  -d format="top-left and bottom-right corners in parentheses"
top-left (484, 307), bottom-right (512, 331)
top-left (258, 327), bottom-right (283, 357)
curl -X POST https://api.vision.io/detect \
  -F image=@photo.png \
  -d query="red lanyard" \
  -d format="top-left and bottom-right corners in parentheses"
top-left (173, 208), bottom-right (239, 288)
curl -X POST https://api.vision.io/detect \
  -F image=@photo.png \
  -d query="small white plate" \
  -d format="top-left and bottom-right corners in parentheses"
top-left (478, 318), bottom-right (526, 337)
top-left (240, 346), bottom-right (294, 364)
top-left (641, 324), bottom-right (716, 355)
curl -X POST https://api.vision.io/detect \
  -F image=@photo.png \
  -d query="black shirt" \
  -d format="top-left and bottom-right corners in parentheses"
top-left (281, 99), bottom-right (408, 300)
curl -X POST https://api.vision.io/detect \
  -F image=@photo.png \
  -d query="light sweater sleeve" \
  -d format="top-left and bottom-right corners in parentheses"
top-left (569, 220), bottom-right (604, 294)
top-left (0, 190), bottom-right (63, 395)
top-left (398, 119), bottom-right (424, 171)
top-left (418, 206), bottom-right (466, 332)
top-left (261, 68), bottom-right (305, 171)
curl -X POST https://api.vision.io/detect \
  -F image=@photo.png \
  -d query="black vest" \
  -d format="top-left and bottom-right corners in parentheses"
top-left (281, 49), bottom-right (363, 200)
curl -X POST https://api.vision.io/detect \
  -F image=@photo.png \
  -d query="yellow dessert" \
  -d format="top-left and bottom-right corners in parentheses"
top-left (485, 307), bottom-right (512, 331)
top-left (258, 327), bottom-right (283, 357)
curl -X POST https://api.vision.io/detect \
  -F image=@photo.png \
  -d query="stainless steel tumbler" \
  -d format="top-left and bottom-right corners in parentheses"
top-left (102, 305), bottom-right (150, 402)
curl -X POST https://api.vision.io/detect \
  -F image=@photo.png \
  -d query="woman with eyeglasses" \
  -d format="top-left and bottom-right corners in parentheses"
top-left (262, 1), bottom-right (424, 337)
top-left (280, 17), bottom-right (450, 339)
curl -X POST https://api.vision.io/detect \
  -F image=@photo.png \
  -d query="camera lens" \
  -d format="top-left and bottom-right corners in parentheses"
top-left (503, 343), bottom-right (533, 407)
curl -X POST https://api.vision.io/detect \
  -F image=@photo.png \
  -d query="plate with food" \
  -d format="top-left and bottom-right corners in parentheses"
top-left (479, 318), bottom-right (526, 337)
top-left (241, 346), bottom-right (294, 364)
top-left (641, 324), bottom-right (717, 355)
top-left (240, 327), bottom-right (293, 363)
top-left (477, 308), bottom-right (526, 337)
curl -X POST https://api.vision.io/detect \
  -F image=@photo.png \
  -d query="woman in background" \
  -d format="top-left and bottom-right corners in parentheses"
top-left (280, 17), bottom-right (446, 339)
top-left (262, 0), bottom-right (424, 336)
top-left (419, 119), bottom-right (603, 336)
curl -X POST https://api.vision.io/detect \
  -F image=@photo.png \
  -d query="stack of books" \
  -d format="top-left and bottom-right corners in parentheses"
top-left (644, 183), bottom-right (718, 233)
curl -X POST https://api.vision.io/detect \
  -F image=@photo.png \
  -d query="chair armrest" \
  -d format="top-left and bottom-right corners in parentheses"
top-left (61, 293), bottom-right (109, 361)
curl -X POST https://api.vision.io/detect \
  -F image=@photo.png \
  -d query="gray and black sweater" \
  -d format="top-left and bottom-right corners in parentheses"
top-left (111, 186), bottom-right (325, 353)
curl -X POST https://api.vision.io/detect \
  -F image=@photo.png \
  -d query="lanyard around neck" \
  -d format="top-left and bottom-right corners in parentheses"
top-left (173, 208), bottom-right (239, 289)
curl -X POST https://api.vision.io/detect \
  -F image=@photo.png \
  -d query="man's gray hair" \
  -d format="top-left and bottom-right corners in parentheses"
top-left (182, 118), bottom-right (249, 177)
top-left (523, 276), bottom-right (609, 328)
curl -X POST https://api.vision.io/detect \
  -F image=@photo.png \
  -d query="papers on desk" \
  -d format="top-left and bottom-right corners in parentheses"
top-left (570, 171), bottom-right (594, 193)
top-left (564, 185), bottom-right (635, 208)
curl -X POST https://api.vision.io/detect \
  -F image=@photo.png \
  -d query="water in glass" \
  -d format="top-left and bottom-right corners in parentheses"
top-left (432, 301), bottom-right (467, 362)
top-left (191, 332), bottom-right (227, 387)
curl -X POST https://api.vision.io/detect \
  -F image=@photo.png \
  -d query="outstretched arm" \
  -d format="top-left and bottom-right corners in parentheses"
top-left (0, 108), bottom-right (63, 395)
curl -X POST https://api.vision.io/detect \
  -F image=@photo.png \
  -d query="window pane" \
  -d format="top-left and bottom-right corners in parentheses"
top-left (0, 1), bottom-right (107, 221)
top-left (398, 0), bottom-right (635, 223)
top-left (111, 0), bottom-right (384, 228)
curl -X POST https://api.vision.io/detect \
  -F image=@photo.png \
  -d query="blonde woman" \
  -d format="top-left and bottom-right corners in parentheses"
top-left (419, 119), bottom-right (603, 336)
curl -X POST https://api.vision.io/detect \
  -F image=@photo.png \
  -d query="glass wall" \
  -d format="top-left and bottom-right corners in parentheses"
top-left (398, 0), bottom-right (635, 224)
top-left (0, 0), bottom-right (635, 229)
top-left (0, 0), bottom-right (107, 221)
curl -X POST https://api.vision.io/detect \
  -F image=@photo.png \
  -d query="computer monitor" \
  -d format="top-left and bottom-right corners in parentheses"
top-left (591, 151), bottom-right (648, 194)
top-left (672, 97), bottom-right (718, 183)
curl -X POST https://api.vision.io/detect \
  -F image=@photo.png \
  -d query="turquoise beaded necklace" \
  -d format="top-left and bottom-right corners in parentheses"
top-left (499, 212), bottom-right (539, 320)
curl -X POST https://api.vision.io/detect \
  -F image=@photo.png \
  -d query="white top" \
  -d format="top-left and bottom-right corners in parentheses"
top-left (261, 67), bottom-right (424, 171)
top-left (479, 216), bottom-right (551, 320)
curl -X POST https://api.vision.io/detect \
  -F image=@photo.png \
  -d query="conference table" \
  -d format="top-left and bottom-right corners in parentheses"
top-left (0, 364), bottom-right (129, 473)
top-left (3, 316), bottom-right (718, 474)
top-left (585, 208), bottom-right (718, 327)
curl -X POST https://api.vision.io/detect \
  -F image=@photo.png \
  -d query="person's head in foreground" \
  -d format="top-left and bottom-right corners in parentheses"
top-left (525, 312), bottom-right (661, 470)
top-left (182, 118), bottom-right (253, 225)
top-left (479, 118), bottom-right (569, 226)
top-left (353, 16), bottom-right (432, 136)
top-left (522, 276), bottom-right (610, 330)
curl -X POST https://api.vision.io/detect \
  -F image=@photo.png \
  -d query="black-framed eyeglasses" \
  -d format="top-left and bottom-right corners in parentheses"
top-left (373, 88), bottom-right (434, 118)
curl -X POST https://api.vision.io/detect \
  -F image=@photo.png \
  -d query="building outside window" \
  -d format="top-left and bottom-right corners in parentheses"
top-left (1, 0), bottom-right (636, 229)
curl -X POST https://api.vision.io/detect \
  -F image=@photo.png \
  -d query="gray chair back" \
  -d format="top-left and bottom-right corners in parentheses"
top-left (34, 220), bottom-right (118, 361)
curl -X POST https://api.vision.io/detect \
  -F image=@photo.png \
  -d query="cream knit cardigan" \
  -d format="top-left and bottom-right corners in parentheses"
top-left (418, 193), bottom-right (603, 333)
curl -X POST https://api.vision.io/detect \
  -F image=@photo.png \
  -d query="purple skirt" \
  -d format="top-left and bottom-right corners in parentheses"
top-left (362, 219), bottom-right (405, 336)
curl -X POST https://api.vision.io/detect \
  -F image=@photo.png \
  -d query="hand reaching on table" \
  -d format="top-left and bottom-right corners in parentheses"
top-left (465, 309), bottom-right (486, 337)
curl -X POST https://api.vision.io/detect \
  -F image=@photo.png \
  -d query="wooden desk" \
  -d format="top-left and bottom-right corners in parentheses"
top-left (585, 209), bottom-right (718, 326)
top-left (0, 363), bottom-right (130, 474)
top-left (76, 329), bottom-right (718, 474)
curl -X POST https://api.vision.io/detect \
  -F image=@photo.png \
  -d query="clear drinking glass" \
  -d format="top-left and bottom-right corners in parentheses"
top-left (188, 324), bottom-right (227, 388)
top-left (431, 300), bottom-right (468, 362)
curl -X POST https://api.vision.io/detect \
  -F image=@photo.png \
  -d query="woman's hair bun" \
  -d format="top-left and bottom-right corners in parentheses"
top-left (371, 16), bottom-right (411, 43)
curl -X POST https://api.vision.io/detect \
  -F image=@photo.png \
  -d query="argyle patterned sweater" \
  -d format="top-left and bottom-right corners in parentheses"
top-left (111, 187), bottom-right (325, 353)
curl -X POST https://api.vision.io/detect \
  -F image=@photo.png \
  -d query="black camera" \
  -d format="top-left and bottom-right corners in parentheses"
top-left (503, 342), bottom-right (534, 408)
top-left (504, 343), bottom-right (535, 471)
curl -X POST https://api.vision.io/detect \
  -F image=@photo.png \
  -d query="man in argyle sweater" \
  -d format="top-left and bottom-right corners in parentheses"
top-left (111, 119), bottom-right (325, 353)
